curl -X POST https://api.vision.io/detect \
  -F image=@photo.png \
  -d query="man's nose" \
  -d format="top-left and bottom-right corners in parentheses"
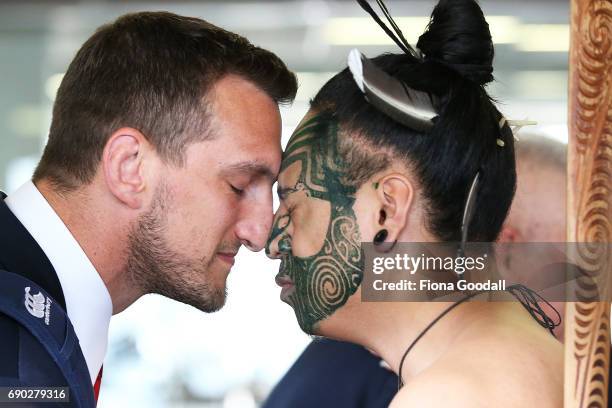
top-left (235, 201), bottom-right (274, 252)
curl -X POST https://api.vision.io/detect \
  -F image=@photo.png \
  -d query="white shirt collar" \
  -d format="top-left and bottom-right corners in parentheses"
top-left (6, 181), bottom-right (112, 384)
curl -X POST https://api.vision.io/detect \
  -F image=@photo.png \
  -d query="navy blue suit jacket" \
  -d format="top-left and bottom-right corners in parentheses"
top-left (0, 193), bottom-right (92, 407)
top-left (263, 338), bottom-right (397, 408)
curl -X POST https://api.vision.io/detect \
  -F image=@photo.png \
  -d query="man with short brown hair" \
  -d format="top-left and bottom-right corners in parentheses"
top-left (0, 11), bottom-right (296, 404)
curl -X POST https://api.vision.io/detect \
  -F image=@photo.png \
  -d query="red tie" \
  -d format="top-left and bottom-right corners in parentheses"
top-left (93, 366), bottom-right (103, 403)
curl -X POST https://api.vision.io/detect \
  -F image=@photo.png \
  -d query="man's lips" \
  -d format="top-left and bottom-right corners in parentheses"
top-left (275, 275), bottom-right (295, 300)
top-left (217, 252), bottom-right (238, 265)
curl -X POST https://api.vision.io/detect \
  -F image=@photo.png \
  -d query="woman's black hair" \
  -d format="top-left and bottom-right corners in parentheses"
top-left (312, 0), bottom-right (516, 242)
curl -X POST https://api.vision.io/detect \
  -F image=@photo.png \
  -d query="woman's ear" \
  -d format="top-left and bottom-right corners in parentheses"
top-left (374, 173), bottom-right (415, 244)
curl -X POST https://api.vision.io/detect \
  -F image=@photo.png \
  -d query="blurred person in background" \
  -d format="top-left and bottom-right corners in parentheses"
top-left (499, 134), bottom-right (567, 339)
top-left (0, 10), bottom-right (296, 405)
top-left (263, 136), bottom-right (566, 408)
top-left (501, 136), bottom-right (566, 245)
top-left (265, 0), bottom-right (563, 406)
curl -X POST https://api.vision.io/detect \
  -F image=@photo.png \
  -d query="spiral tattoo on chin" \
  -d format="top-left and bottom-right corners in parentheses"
top-left (269, 113), bottom-right (365, 333)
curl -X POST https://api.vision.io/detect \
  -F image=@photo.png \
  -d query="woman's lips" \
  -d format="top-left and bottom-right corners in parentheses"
top-left (275, 275), bottom-right (295, 300)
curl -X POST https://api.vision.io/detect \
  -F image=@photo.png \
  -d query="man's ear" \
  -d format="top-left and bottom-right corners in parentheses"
top-left (102, 127), bottom-right (151, 209)
top-left (375, 173), bottom-right (415, 243)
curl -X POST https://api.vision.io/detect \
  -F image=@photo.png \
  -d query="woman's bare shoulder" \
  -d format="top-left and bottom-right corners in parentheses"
top-left (389, 367), bottom-right (487, 408)
top-left (389, 347), bottom-right (563, 408)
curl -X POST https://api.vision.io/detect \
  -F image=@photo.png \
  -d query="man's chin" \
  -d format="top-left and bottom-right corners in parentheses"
top-left (197, 299), bottom-right (226, 313)
top-left (188, 289), bottom-right (227, 313)
top-left (162, 281), bottom-right (227, 313)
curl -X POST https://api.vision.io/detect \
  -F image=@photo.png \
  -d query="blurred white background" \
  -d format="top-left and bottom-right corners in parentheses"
top-left (0, 0), bottom-right (569, 406)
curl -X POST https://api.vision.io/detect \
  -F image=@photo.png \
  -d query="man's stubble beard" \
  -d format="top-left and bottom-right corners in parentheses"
top-left (125, 184), bottom-right (227, 313)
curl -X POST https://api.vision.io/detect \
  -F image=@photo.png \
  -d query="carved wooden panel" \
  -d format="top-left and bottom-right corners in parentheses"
top-left (564, 0), bottom-right (612, 407)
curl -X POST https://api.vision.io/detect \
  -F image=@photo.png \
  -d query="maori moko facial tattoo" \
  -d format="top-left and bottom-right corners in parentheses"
top-left (266, 113), bottom-right (364, 333)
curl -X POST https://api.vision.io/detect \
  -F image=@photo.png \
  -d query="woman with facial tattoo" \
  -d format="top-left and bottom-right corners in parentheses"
top-left (265, 0), bottom-right (563, 406)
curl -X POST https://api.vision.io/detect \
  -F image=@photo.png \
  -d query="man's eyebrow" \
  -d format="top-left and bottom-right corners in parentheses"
top-left (221, 161), bottom-right (276, 182)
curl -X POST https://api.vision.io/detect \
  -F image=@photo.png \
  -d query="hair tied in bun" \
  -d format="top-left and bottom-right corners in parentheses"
top-left (422, 57), bottom-right (494, 86)
top-left (417, 0), bottom-right (495, 85)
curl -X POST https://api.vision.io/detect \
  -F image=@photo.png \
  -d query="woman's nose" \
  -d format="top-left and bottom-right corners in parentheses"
top-left (266, 212), bottom-right (290, 258)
